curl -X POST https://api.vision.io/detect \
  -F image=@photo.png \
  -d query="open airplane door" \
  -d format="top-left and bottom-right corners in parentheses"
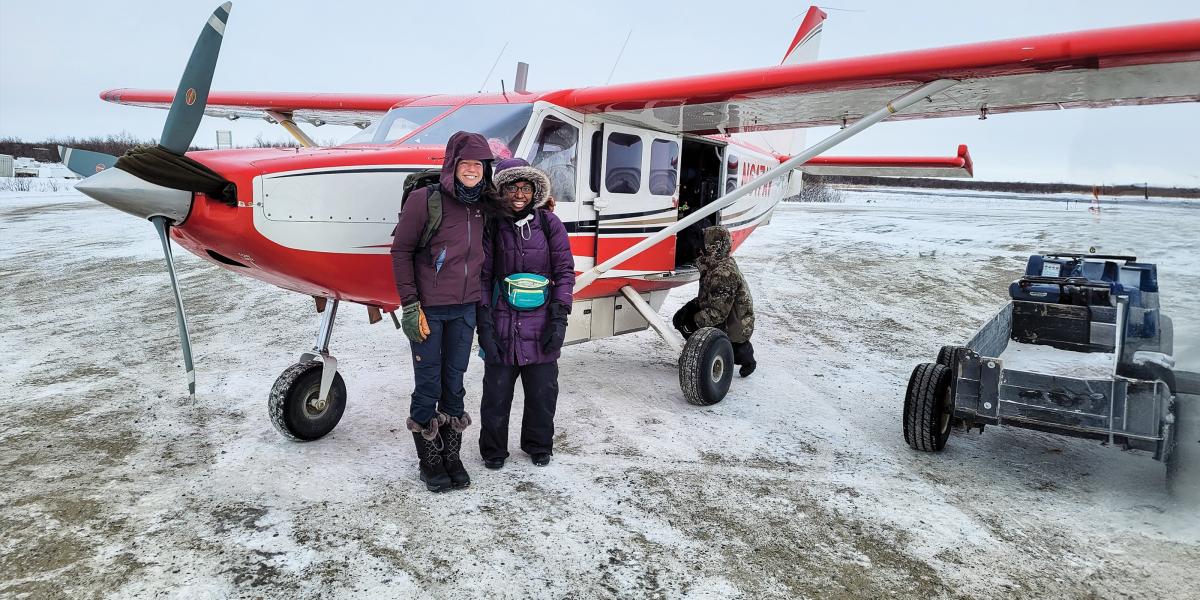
top-left (594, 123), bottom-right (682, 277)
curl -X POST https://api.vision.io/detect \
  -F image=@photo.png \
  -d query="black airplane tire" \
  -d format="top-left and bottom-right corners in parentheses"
top-left (904, 362), bottom-right (954, 452)
top-left (679, 327), bottom-right (735, 406)
top-left (269, 361), bottom-right (346, 441)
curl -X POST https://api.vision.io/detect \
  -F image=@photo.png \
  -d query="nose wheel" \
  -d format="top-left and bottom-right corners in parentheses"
top-left (269, 299), bottom-right (347, 441)
top-left (269, 360), bottom-right (347, 441)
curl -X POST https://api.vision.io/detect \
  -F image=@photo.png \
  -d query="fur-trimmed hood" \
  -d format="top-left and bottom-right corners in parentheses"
top-left (493, 164), bottom-right (553, 210)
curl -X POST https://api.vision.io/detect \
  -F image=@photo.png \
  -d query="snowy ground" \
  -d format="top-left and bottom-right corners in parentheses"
top-left (2, 185), bottom-right (1198, 599)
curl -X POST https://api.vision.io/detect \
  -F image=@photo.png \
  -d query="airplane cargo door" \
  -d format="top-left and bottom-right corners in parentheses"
top-left (594, 124), bottom-right (681, 277)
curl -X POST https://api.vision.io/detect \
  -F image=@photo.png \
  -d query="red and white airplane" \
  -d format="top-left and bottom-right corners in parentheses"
top-left (72, 3), bottom-right (1200, 440)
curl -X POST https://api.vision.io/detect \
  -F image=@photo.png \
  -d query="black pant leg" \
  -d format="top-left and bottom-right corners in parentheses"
top-left (479, 362), bottom-right (520, 461)
top-left (732, 340), bottom-right (756, 365)
top-left (518, 361), bottom-right (559, 455)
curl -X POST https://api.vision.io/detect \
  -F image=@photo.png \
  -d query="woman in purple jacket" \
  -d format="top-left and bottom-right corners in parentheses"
top-left (477, 158), bottom-right (575, 468)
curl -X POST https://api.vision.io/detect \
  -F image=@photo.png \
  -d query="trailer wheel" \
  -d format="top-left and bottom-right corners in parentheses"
top-left (269, 360), bottom-right (346, 441)
top-left (904, 362), bottom-right (954, 452)
top-left (679, 327), bottom-right (735, 406)
top-left (1167, 394), bottom-right (1200, 501)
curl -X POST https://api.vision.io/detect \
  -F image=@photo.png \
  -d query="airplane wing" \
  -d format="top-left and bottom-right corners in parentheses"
top-left (98, 89), bottom-right (427, 128)
top-left (545, 20), bottom-right (1200, 134)
top-left (799, 144), bottom-right (973, 178)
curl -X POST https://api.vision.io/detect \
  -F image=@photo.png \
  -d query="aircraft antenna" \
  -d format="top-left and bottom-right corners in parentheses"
top-left (813, 6), bottom-right (866, 13)
top-left (478, 41), bottom-right (509, 93)
top-left (606, 29), bottom-right (633, 85)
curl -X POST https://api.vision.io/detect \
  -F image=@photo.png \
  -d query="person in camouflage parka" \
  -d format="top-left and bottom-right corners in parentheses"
top-left (672, 225), bottom-right (757, 377)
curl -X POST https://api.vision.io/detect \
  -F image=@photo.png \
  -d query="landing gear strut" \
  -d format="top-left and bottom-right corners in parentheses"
top-left (269, 299), bottom-right (347, 441)
top-left (618, 286), bottom-right (733, 406)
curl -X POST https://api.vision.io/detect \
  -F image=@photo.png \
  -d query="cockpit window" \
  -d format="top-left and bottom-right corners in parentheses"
top-left (343, 105), bottom-right (452, 145)
top-left (399, 103), bottom-right (534, 155)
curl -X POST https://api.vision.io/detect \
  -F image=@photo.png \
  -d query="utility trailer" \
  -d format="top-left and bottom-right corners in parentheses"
top-left (903, 253), bottom-right (1198, 496)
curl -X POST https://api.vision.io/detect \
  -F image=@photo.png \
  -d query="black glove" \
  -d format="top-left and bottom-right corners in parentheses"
top-left (672, 299), bottom-right (700, 339)
top-left (476, 304), bottom-right (502, 360)
top-left (540, 301), bottom-right (570, 354)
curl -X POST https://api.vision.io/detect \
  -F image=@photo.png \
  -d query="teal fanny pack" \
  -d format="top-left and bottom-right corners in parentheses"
top-left (499, 273), bottom-right (550, 310)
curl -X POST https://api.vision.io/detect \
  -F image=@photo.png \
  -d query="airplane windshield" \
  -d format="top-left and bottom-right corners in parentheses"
top-left (399, 103), bottom-right (533, 156)
top-left (343, 105), bottom-right (453, 145)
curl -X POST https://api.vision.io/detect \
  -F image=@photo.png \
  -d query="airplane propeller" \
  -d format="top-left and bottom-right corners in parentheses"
top-left (58, 146), bottom-right (118, 177)
top-left (74, 2), bottom-right (233, 400)
top-left (160, 2), bottom-right (230, 155)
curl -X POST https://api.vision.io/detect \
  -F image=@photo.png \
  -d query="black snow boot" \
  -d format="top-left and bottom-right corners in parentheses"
top-left (733, 341), bottom-right (757, 377)
top-left (437, 412), bottom-right (471, 489)
top-left (408, 416), bottom-right (452, 493)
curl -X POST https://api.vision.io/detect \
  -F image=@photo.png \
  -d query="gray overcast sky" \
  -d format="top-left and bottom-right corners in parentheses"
top-left (1, 0), bottom-right (1197, 186)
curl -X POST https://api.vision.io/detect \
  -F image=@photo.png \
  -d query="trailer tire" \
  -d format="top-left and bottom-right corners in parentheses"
top-left (679, 327), bottom-right (734, 406)
top-left (904, 362), bottom-right (954, 452)
top-left (1167, 394), bottom-right (1200, 502)
top-left (269, 360), bottom-right (346, 441)
top-left (936, 345), bottom-right (966, 368)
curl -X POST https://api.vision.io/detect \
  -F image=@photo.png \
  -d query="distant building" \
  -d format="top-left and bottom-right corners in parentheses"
top-left (0, 154), bottom-right (12, 178)
top-left (11, 157), bottom-right (79, 179)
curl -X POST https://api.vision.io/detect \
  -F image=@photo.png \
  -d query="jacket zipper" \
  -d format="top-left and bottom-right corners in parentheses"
top-left (463, 205), bottom-right (472, 302)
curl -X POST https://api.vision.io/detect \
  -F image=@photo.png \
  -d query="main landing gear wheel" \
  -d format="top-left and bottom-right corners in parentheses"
top-left (904, 362), bottom-right (954, 452)
top-left (679, 327), bottom-right (735, 406)
top-left (269, 360), bottom-right (347, 441)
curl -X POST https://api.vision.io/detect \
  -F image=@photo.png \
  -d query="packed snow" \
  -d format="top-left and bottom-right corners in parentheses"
top-left (2, 183), bottom-right (1198, 598)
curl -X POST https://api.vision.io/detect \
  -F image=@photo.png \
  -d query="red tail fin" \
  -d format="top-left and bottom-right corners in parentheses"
top-left (781, 6), bottom-right (827, 65)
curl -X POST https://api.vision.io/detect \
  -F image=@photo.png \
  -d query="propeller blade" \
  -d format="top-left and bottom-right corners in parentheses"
top-left (159, 2), bottom-right (232, 155)
top-left (58, 146), bottom-right (118, 178)
top-left (151, 216), bottom-right (196, 399)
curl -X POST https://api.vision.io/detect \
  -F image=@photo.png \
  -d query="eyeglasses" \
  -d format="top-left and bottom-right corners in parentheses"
top-left (502, 184), bottom-right (534, 195)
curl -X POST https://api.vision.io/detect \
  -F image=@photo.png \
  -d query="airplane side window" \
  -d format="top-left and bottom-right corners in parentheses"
top-left (526, 115), bottom-right (579, 203)
top-left (649, 139), bottom-right (679, 196)
top-left (605, 133), bottom-right (642, 194)
top-left (589, 131), bottom-right (602, 194)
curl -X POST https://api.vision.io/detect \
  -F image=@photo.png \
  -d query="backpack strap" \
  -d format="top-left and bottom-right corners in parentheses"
top-left (538, 208), bottom-right (551, 247)
top-left (417, 184), bottom-right (442, 250)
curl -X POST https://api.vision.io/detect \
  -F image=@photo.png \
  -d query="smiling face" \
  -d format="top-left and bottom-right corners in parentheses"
top-left (455, 159), bottom-right (484, 187)
top-left (501, 180), bottom-right (534, 212)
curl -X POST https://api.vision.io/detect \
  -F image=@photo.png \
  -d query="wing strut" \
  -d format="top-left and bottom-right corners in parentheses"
top-left (267, 111), bottom-right (317, 147)
top-left (573, 78), bottom-right (959, 293)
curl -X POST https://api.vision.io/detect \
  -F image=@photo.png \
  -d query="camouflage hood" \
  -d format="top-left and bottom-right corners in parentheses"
top-left (698, 225), bottom-right (732, 271)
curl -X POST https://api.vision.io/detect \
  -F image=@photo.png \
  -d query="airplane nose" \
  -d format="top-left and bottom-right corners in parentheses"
top-left (75, 167), bottom-right (194, 224)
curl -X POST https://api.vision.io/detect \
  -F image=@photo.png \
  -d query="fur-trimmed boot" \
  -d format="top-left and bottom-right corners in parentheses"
top-left (438, 412), bottom-right (472, 489)
top-left (408, 416), bottom-right (452, 493)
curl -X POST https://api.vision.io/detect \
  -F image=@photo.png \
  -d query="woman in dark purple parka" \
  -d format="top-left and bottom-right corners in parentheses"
top-left (476, 159), bottom-right (575, 468)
